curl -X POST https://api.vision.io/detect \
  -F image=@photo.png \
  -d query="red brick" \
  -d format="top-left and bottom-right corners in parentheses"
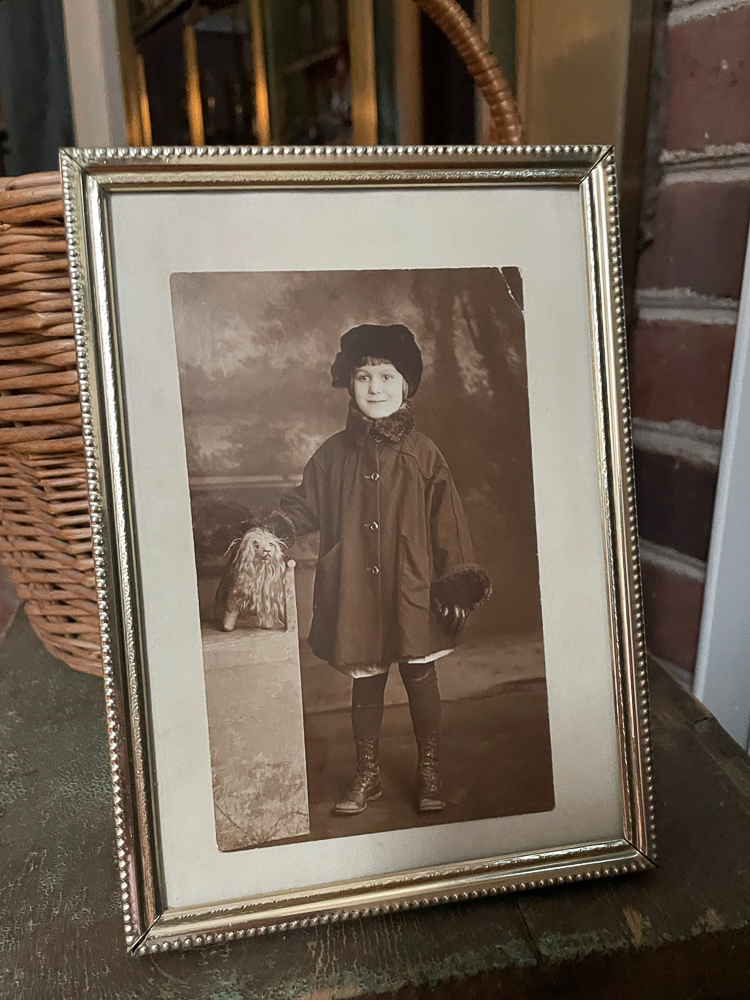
top-left (634, 449), bottom-right (718, 561)
top-left (630, 320), bottom-right (736, 429)
top-left (640, 556), bottom-right (704, 674)
top-left (666, 6), bottom-right (750, 151)
top-left (637, 180), bottom-right (750, 298)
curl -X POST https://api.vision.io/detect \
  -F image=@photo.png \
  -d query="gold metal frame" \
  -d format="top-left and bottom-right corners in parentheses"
top-left (60, 144), bottom-right (654, 957)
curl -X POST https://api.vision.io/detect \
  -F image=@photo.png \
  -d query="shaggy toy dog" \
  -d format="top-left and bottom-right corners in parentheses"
top-left (214, 516), bottom-right (290, 632)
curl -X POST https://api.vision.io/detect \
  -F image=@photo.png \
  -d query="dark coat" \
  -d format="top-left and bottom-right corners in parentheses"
top-left (277, 403), bottom-right (491, 672)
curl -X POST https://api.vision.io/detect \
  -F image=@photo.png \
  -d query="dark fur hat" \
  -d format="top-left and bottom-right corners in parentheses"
top-left (330, 324), bottom-right (423, 398)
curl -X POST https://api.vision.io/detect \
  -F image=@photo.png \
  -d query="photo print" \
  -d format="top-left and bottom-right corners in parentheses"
top-left (170, 267), bottom-right (554, 852)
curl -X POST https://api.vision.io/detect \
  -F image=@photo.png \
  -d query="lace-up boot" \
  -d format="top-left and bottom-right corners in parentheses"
top-left (416, 736), bottom-right (445, 812)
top-left (334, 738), bottom-right (382, 814)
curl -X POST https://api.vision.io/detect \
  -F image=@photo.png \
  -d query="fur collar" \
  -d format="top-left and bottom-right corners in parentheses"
top-left (346, 400), bottom-right (415, 445)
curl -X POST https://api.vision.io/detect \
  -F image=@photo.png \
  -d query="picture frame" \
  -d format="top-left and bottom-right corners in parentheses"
top-left (61, 144), bottom-right (655, 957)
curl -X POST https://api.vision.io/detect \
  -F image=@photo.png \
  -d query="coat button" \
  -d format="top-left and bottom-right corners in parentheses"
top-left (366, 472), bottom-right (380, 481)
top-left (366, 521), bottom-right (379, 531)
top-left (369, 565), bottom-right (380, 575)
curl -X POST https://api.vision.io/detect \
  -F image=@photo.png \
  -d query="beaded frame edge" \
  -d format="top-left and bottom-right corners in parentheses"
top-left (60, 143), bottom-right (656, 957)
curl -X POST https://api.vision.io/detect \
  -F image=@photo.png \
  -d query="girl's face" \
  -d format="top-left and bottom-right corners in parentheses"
top-left (353, 362), bottom-right (406, 419)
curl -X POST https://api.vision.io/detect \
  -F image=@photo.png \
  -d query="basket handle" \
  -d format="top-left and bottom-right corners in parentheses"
top-left (410, 0), bottom-right (522, 144)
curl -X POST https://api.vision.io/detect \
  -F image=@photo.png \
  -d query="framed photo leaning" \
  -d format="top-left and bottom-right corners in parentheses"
top-left (61, 144), bottom-right (655, 956)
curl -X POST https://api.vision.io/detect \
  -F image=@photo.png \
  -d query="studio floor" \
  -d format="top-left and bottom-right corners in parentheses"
top-left (205, 632), bottom-right (556, 850)
top-left (303, 679), bottom-right (556, 840)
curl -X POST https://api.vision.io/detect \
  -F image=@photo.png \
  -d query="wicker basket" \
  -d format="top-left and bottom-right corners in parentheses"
top-left (0, 172), bottom-right (101, 674)
top-left (0, 0), bottom-right (520, 676)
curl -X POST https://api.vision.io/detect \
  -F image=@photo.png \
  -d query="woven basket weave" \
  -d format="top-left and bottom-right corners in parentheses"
top-left (0, 0), bottom-right (519, 676)
top-left (0, 171), bottom-right (101, 674)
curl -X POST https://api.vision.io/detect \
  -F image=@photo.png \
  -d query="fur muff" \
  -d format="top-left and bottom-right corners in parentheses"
top-left (214, 527), bottom-right (287, 632)
top-left (431, 564), bottom-right (492, 616)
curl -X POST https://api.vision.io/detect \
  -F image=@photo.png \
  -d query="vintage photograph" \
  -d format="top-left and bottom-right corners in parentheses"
top-left (62, 146), bottom-right (653, 950)
top-left (171, 266), bottom-right (555, 852)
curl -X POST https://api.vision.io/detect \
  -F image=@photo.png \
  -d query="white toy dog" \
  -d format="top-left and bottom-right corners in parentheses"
top-left (214, 511), bottom-right (292, 631)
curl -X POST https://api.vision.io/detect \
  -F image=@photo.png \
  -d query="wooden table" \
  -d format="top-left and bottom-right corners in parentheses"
top-left (3, 608), bottom-right (750, 999)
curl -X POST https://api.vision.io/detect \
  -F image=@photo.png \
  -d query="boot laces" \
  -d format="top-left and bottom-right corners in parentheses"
top-left (351, 768), bottom-right (377, 793)
top-left (419, 768), bottom-right (441, 795)
top-left (418, 740), bottom-right (441, 793)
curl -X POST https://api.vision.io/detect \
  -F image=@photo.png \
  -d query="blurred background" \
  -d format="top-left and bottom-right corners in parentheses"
top-left (0, 0), bottom-right (644, 154)
top-left (0, 0), bottom-right (650, 280)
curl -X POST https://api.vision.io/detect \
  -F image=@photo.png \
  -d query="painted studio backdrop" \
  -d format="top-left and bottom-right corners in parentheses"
top-left (170, 268), bottom-right (554, 852)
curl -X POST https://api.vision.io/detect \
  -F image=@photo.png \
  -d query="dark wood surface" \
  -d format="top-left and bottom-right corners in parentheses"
top-left (3, 608), bottom-right (750, 999)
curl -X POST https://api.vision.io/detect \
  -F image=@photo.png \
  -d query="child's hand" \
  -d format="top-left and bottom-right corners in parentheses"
top-left (440, 604), bottom-right (468, 637)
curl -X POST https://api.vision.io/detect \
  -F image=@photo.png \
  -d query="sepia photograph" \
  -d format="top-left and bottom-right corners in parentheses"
top-left (63, 145), bottom-right (653, 950)
top-left (171, 266), bottom-right (555, 853)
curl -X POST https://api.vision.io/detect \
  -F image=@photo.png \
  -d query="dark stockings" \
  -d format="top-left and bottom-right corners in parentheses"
top-left (351, 662), bottom-right (441, 742)
top-left (400, 662), bottom-right (442, 738)
top-left (351, 672), bottom-right (387, 741)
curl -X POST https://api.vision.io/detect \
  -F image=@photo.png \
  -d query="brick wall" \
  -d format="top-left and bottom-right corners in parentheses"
top-left (633, 0), bottom-right (750, 687)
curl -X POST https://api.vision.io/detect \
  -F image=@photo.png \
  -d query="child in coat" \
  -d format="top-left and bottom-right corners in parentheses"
top-left (275, 324), bottom-right (491, 814)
